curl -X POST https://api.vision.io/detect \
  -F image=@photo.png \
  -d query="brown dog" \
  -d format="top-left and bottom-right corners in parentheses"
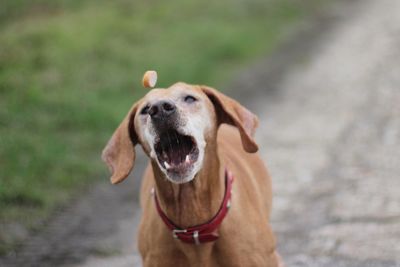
top-left (102, 82), bottom-right (283, 266)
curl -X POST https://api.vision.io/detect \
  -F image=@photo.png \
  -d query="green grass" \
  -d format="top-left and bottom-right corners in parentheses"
top-left (0, 0), bottom-right (321, 253)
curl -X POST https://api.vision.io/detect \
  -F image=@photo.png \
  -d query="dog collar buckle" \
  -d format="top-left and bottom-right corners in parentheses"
top-left (172, 229), bottom-right (187, 239)
top-left (193, 231), bottom-right (200, 245)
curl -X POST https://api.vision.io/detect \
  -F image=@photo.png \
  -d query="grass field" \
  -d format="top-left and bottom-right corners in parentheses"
top-left (0, 0), bottom-right (321, 253)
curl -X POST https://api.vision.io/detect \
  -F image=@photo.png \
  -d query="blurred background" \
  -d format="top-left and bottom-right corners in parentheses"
top-left (0, 0), bottom-right (321, 256)
top-left (0, 0), bottom-right (400, 266)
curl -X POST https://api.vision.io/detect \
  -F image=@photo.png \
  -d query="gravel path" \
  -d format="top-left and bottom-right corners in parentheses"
top-left (254, 0), bottom-right (400, 266)
top-left (2, 0), bottom-right (399, 266)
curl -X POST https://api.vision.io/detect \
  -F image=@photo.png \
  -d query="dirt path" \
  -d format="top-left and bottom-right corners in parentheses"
top-left (2, 0), bottom-right (400, 266)
top-left (254, 0), bottom-right (400, 266)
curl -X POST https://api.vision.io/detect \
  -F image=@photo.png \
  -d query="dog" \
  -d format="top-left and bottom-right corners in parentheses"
top-left (102, 81), bottom-right (283, 266)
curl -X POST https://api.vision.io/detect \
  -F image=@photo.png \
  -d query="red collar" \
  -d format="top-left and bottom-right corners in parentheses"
top-left (153, 169), bottom-right (234, 245)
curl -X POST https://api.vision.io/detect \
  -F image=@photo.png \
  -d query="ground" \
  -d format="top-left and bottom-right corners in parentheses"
top-left (1, 0), bottom-right (400, 266)
top-left (256, 0), bottom-right (400, 265)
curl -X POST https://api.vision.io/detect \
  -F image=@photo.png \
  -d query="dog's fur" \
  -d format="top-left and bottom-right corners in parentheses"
top-left (102, 82), bottom-right (283, 266)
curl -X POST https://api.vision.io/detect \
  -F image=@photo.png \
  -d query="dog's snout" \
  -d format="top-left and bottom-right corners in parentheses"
top-left (149, 100), bottom-right (176, 120)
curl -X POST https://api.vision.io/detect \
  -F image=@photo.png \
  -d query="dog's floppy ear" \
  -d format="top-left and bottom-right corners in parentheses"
top-left (102, 103), bottom-right (139, 184)
top-left (200, 86), bottom-right (259, 153)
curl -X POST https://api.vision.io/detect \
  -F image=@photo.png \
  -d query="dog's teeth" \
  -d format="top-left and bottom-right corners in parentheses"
top-left (164, 162), bottom-right (171, 169)
top-left (185, 155), bottom-right (190, 164)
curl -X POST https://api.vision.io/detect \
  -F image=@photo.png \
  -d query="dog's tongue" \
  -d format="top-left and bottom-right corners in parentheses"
top-left (166, 140), bottom-right (191, 165)
top-left (168, 149), bottom-right (183, 165)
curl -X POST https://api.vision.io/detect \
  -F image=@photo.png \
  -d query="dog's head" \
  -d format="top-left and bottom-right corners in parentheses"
top-left (102, 82), bottom-right (259, 184)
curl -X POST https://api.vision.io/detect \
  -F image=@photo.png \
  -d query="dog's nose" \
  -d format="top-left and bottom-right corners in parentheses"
top-left (149, 100), bottom-right (176, 120)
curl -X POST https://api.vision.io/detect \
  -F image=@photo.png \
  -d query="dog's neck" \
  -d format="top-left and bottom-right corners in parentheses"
top-left (151, 139), bottom-right (225, 228)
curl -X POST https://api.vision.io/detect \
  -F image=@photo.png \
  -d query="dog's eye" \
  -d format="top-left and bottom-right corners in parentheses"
top-left (184, 95), bottom-right (197, 103)
top-left (140, 105), bottom-right (150, 115)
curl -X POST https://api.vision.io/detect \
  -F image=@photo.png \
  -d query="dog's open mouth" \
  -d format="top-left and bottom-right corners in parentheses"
top-left (154, 129), bottom-right (199, 174)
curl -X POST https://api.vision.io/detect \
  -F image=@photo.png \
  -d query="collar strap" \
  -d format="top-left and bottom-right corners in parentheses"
top-left (153, 169), bottom-right (234, 245)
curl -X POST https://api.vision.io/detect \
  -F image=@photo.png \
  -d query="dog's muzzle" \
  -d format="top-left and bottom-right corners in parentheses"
top-left (148, 100), bottom-right (200, 180)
